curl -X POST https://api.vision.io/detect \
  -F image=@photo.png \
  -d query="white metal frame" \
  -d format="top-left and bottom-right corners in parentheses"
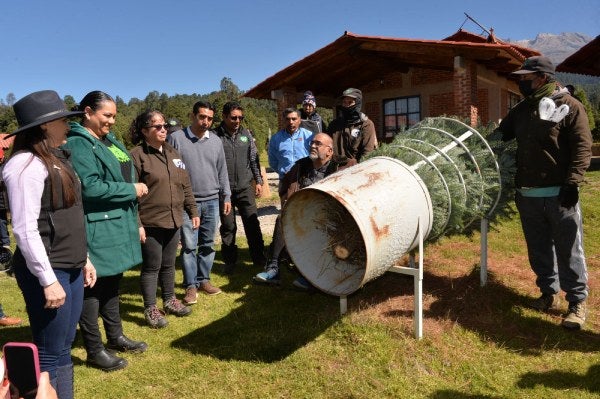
top-left (339, 218), bottom-right (425, 339)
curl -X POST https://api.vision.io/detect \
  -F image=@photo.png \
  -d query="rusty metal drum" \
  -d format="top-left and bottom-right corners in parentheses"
top-left (281, 156), bottom-right (433, 296)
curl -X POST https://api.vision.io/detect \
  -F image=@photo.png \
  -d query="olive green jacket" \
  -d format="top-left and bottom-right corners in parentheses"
top-left (63, 122), bottom-right (142, 277)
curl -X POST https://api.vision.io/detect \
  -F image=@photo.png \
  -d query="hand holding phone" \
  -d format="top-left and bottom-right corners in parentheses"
top-left (3, 343), bottom-right (40, 399)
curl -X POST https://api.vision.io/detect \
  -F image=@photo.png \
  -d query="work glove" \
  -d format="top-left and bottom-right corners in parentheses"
top-left (559, 184), bottom-right (579, 208)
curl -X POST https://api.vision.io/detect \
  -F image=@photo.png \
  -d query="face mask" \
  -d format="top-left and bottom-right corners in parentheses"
top-left (518, 79), bottom-right (534, 97)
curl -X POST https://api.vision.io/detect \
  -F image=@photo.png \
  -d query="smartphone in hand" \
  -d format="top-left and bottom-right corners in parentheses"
top-left (3, 342), bottom-right (40, 399)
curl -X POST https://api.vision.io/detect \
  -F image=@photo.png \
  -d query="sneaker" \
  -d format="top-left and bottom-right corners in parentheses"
top-left (530, 293), bottom-right (559, 312)
top-left (253, 268), bottom-right (280, 284)
top-left (561, 300), bottom-right (586, 330)
top-left (292, 276), bottom-right (313, 291)
top-left (164, 298), bottom-right (191, 317)
top-left (0, 246), bottom-right (12, 272)
top-left (183, 287), bottom-right (198, 305)
top-left (199, 281), bottom-right (222, 295)
top-left (144, 306), bottom-right (168, 329)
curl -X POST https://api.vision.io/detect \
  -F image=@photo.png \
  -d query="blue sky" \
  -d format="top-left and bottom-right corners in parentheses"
top-left (1, 0), bottom-right (598, 103)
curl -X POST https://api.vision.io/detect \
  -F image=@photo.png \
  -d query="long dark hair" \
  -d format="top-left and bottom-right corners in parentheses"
top-left (11, 126), bottom-right (78, 208)
top-left (129, 110), bottom-right (165, 145)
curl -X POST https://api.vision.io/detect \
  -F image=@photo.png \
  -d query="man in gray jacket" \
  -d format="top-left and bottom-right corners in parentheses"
top-left (168, 101), bottom-right (232, 304)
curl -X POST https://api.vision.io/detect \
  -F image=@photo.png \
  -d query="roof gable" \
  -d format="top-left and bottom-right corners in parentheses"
top-left (245, 30), bottom-right (540, 99)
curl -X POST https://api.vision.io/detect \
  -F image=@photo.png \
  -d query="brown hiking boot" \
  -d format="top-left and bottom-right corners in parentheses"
top-left (530, 293), bottom-right (559, 312)
top-left (183, 287), bottom-right (198, 305)
top-left (164, 298), bottom-right (191, 317)
top-left (199, 281), bottom-right (222, 295)
top-left (561, 300), bottom-right (586, 330)
top-left (144, 305), bottom-right (168, 329)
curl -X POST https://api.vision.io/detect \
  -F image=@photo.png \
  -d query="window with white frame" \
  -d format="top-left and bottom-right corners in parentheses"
top-left (383, 96), bottom-right (420, 138)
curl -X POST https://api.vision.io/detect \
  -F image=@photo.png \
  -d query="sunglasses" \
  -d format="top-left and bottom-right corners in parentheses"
top-left (229, 116), bottom-right (244, 121)
top-left (147, 124), bottom-right (169, 130)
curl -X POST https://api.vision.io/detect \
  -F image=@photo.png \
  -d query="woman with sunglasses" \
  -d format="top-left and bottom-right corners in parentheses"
top-left (64, 91), bottom-right (148, 372)
top-left (2, 90), bottom-right (97, 398)
top-left (129, 110), bottom-right (200, 328)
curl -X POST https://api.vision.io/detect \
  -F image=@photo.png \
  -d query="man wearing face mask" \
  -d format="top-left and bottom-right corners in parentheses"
top-left (327, 88), bottom-right (377, 167)
top-left (497, 56), bottom-right (592, 330)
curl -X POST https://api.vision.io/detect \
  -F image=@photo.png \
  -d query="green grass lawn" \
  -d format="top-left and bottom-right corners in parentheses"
top-left (1, 172), bottom-right (599, 398)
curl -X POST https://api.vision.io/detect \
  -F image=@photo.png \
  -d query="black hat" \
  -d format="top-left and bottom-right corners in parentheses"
top-left (511, 56), bottom-right (555, 75)
top-left (9, 90), bottom-right (84, 137)
top-left (341, 88), bottom-right (362, 101)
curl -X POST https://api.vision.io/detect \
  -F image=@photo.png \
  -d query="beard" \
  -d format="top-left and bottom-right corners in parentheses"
top-left (309, 152), bottom-right (318, 160)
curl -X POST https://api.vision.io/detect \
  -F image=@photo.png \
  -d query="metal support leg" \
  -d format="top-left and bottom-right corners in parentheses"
top-left (340, 295), bottom-right (347, 315)
top-left (480, 217), bottom-right (488, 287)
top-left (338, 219), bottom-right (424, 339)
top-left (388, 218), bottom-right (424, 339)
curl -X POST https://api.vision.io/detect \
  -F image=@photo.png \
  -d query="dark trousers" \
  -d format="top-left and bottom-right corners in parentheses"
top-left (268, 216), bottom-right (286, 268)
top-left (140, 227), bottom-right (180, 308)
top-left (0, 209), bottom-right (10, 246)
top-left (515, 193), bottom-right (588, 303)
top-left (14, 263), bottom-right (83, 382)
top-left (220, 185), bottom-right (265, 266)
top-left (79, 274), bottom-right (123, 355)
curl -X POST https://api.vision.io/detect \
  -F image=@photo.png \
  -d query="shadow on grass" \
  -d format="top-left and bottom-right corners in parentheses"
top-left (429, 390), bottom-right (503, 399)
top-left (350, 266), bottom-right (600, 354)
top-left (516, 363), bottom-right (600, 393)
top-left (105, 248), bottom-right (340, 363)
top-left (170, 275), bottom-right (340, 362)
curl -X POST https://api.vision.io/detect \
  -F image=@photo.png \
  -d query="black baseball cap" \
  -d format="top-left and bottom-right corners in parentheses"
top-left (512, 56), bottom-right (555, 75)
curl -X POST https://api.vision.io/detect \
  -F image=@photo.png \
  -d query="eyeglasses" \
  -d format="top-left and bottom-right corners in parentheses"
top-left (310, 140), bottom-right (331, 149)
top-left (229, 116), bottom-right (244, 121)
top-left (147, 124), bottom-right (169, 130)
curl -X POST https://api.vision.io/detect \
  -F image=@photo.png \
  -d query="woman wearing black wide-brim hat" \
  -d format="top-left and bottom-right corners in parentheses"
top-left (2, 90), bottom-right (97, 399)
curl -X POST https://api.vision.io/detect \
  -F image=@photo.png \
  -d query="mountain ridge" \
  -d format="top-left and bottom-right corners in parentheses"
top-left (505, 32), bottom-right (594, 64)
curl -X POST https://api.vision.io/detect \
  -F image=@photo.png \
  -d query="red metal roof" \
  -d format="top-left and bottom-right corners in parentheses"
top-left (245, 30), bottom-right (540, 99)
top-left (556, 35), bottom-right (600, 76)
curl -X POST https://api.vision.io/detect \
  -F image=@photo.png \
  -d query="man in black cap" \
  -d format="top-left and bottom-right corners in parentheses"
top-left (327, 88), bottom-right (377, 167)
top-left (497, 55), bottom-right (592, 330)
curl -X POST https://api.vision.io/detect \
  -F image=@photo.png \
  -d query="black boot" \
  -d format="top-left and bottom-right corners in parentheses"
top-left (86, 349), bottom-right (128, 372)
top-left (107, 335), bottom-right (148, 353)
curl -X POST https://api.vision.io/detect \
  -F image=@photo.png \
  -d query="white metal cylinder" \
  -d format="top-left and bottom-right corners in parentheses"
top-left (281, 156), bottom-right (433, 296)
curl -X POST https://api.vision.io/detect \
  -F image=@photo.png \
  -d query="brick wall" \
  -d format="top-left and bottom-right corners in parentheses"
top-left (363, 71), bottom-right (404, 91)
top-left (412, 68), bottom-right (452, 86)
top-left (364, 101), bottom-right (380, 135)
top-left (477, 88), bottom-right (489, 124)
top-left (429, 92), bottom-right (454, 116)
top-left (453, 61), bottom-right (478, 126)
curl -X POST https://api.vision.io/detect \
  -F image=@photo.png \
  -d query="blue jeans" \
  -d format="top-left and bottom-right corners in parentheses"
top-left (14, 262), bottom-right (83, 380)
top-left (181, 198), bottom-right (219, 288)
